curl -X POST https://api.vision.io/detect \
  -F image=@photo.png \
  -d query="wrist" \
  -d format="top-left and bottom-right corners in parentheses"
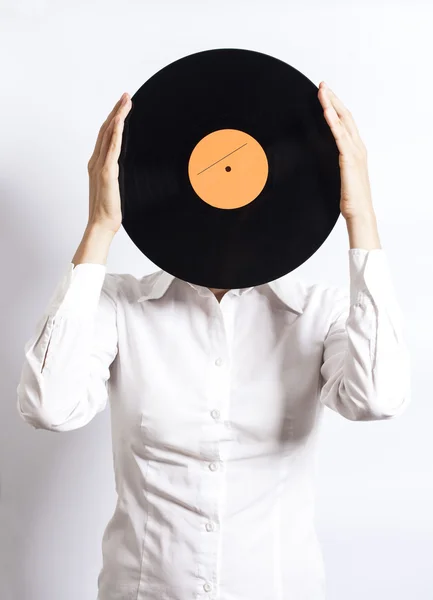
top-left (71, 223), bottom-right (116, 267)
top-left (345, 210), bottom-right (377, 225)
top-left (85, 221), bottom-right (118, 238)
top-left (345, 212), bottom-right (381, 250)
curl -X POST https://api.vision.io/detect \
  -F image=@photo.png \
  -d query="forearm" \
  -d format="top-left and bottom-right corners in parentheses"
top-left (320, 248), bottom-right (411, 420)
top-left (17, 263), bottom-right (118, 430)
top-left (72, 222), bottom-right (116, 267)
top-left (345, 212), bottom-right (381, 250)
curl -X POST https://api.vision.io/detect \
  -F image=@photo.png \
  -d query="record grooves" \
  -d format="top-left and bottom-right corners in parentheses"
top-left (119, 48), bottom-right (340, 289)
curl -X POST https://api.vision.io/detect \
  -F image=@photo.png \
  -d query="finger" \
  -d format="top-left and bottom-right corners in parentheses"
top-left (99, 100), bottom-right (131, 169)
top-left (322, 103), bottom-right (353, 156)
top-left (317, 84), bottom-right (351, 152)
top-left (97, 118), bottom-right (117, 170)
top-left (319, 83), bottom-right (359, 139)
top-left (89, 93), bottom-right (129, 165)
top-left (94, 94), bottom-right (128, 160)
top-left (104, 115), bottom-right (125, 168)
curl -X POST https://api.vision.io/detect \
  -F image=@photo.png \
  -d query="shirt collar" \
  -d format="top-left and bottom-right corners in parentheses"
top-left (136, 270), bottom-right (304, 314)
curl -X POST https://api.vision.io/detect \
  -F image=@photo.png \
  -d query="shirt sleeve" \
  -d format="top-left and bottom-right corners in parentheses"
top-left (16, 262), bottom-right (119, 431)
top-left (319, 248), bottom-right (411, 421)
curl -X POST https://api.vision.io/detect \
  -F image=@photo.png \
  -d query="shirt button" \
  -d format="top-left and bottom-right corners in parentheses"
top-left (205, 521), bottom-right (216, 532)
top-left (209, 462), bottom-right (219, 471)
top-left (214, 357), bottom-right (223, 366)
top-left (203, 582), bottom-right (213, 592)
top-left (211, 409), bottom-right (220, 419)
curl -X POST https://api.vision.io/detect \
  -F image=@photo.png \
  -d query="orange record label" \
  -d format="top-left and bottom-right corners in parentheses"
top-left (188, 128), bottom-right (268, 209)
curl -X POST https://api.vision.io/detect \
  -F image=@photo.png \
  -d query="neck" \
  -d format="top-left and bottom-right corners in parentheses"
top-left (208, 287), bottom-right (230, 303)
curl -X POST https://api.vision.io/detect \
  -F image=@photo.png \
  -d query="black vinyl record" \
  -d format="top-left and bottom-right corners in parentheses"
top-left (119, 47), bottom-right (341, 289)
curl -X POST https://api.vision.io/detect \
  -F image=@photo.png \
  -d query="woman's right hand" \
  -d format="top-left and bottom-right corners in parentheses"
top-left (87, 92), bottom-right (132, 234)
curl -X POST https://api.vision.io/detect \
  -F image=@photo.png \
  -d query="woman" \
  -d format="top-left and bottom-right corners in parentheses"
top-left (16, 83), bottom-right (411, 600)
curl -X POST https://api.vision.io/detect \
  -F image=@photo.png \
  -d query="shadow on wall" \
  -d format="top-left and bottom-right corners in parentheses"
top-left (0, 181), bottom-right (116, 599)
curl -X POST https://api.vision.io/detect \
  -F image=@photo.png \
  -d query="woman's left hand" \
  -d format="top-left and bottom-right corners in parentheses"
top-left (318, 81), bottom-right (375, 221)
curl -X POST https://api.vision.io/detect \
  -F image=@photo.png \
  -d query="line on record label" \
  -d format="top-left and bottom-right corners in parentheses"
top-left (197, 142), bottom-right (248, 175)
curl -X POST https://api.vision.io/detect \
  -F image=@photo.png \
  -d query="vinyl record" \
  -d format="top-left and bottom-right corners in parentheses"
top-left (118, 47), bottom-right (341, 289)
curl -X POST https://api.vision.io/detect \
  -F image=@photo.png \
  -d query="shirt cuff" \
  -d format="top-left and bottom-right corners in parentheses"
top-left (45, 262), bottom-right (108, 317)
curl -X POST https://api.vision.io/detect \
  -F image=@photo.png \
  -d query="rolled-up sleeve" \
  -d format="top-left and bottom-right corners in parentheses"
top-left (319, 248), bottom-right (411, 421)
top-left (16, 262), bottom-right (118, 432)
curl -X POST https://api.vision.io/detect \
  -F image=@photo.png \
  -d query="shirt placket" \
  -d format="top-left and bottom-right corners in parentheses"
top-left (197, 292), bottom-right (236, 599)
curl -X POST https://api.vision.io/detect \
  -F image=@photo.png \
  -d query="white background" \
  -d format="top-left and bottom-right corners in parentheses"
top-left (1, 0), bottom-right (432, 598)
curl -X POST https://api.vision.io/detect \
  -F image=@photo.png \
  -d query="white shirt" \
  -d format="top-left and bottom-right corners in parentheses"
top-left (16, 248), bottom-right (411, 600)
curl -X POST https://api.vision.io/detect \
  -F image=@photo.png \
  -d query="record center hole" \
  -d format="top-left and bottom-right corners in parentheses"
top-left (225, 166), bottom-right (231, 172)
